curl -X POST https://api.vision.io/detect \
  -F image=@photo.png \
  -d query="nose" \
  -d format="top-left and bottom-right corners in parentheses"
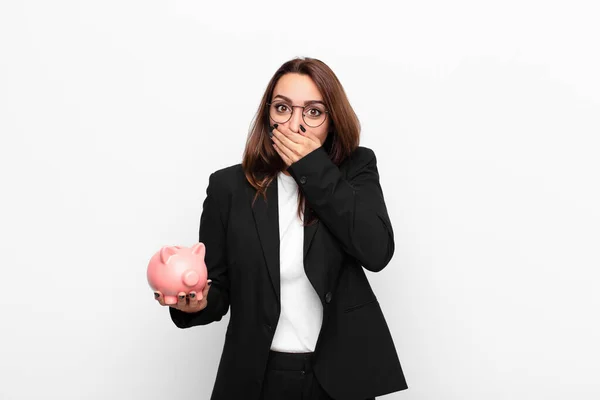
top-left (182, 270), bottom-right (199, 287)
top-left (287, 106), bottom-right (303, 133)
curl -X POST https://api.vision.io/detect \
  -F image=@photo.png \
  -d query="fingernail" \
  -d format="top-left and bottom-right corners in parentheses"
top-left (189, 292), bottom-right (196, 299)
top-left (208, 280), bottom-right (212, 286)
top-left (178, 294), bottom-right (185, 299)
top-left (268, 131), bottom-right (274, 138)
top-left (273, 123), bottom-right (278, 128)
top-left (299, 125), bottom-right (306, 132)
top-left (154, 292), bottom-right (159, 299)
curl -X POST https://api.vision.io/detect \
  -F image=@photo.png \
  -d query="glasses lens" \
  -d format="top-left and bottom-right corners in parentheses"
top-left (269, 102), bottom-right (328, 127)
top-left (269, 102), bottom-right (292, 124)
top-left (303, 104), bottom-right (327, 127)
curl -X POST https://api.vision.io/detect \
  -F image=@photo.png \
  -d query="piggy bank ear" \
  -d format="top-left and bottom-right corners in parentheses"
top-left (160, 246), bottom-right (178, 264)
top-left (191, 242), bottom-right (206, 258)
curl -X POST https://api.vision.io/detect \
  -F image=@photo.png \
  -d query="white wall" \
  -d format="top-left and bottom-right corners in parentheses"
top-left (1, 1), bottom-right (598, 399)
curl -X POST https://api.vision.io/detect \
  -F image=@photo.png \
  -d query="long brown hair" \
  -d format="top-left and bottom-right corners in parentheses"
top-left (242, 57), bottom-right (361, 226)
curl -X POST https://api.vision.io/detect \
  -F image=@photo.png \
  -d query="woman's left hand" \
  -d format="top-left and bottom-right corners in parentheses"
top-left (270, 124), bottom-right (322, 166)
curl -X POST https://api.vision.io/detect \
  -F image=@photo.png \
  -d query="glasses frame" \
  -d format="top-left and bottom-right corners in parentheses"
top-left (266, 102), bottom-right (329, 128)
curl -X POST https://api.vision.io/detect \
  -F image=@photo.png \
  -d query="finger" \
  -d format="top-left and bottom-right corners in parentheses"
top-left (177, 291), bottom-right (187, 308)
top-left (154, 291), bottom-right (166, 306)
top-left (202, 279), bottom-right (212, 300)
top-left (275, 125), bottom-right (315, 159)
top-left (271, 126), bottom-right (298, 151)
top-left (271, 132), bottom-right (297, 162)
top-left (272, 127), bottom-right (301, 155)
top-left (272, 142), bottom-right (294, 166)
top-left (188, 291), bottom-right (198, 306)
top-left (276, 140), bottom-right (297, 164)
top-left (301, 127), bottom-right (322, 144)
top-left (277, 124), bottom-right (304, 145)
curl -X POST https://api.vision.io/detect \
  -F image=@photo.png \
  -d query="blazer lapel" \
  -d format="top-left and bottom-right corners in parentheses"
top-left (250, 174), bottom-right (320, 304)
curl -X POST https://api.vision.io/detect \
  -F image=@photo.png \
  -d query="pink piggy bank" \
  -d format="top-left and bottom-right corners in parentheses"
top-left (147, 243), bottom-right (208, 305)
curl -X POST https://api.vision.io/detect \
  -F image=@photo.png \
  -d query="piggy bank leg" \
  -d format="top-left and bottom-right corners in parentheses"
top-left (163, 295), bottom-right (178, 305)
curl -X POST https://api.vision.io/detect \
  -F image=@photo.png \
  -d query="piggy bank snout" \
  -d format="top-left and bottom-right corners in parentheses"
top-left (182, 270), bottom-right (200, 287)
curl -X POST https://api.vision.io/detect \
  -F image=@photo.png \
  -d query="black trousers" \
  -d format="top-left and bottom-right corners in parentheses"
top-left (258, 350), bottom-right (376, 400)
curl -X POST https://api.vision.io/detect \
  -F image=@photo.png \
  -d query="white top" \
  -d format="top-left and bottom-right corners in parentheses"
top-left (270, 171), bottom-right (324, 353)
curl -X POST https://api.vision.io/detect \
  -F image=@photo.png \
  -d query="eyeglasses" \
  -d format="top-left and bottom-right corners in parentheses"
top-left (267, 101), bottom-right (329, 128)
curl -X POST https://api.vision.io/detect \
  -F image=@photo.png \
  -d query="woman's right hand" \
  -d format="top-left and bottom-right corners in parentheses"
top-left (154, 279), bottom-right (212, 313)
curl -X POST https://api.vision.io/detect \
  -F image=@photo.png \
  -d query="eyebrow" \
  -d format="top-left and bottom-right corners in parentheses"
top-left (272, 94), bottom-right (325, 106)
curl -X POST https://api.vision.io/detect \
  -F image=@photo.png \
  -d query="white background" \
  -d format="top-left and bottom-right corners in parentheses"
top-left (1, 1), bottom-right (599, 399)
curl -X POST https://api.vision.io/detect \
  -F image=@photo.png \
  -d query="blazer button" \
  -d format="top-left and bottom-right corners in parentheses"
top-left (325, 292), bottom-right (332, 303)
top-left (300, 176), bottom-right (307, 184)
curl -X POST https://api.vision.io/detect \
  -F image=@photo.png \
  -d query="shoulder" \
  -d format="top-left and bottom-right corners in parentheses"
top-left (347, 146), bottom-right (376, 164)
top-left (342, 146), bottom-right (378, 177)
top-left (210, 163), bottom-right (243, 182)
top-left (205, 163), bottom-right (244, 199)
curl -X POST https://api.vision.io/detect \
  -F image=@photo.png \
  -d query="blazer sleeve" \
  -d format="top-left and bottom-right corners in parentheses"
top-left (169, 172), bottom-right (231, 328)
top-left (288, 146), bottom-right (395, 272)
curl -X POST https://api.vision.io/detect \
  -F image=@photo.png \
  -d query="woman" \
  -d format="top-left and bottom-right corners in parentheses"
top-left (155, 57), bottom-right (408, 400)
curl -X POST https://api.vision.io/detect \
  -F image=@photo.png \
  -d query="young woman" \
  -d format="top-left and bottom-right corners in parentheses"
top-left (155, 57), bottom-right (408, 400)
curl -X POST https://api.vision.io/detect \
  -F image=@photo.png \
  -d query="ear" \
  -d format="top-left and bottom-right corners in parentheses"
top-left (160, 246), bottom-right (178, 264)
top-left (191, 242), bottom-right (206, 258)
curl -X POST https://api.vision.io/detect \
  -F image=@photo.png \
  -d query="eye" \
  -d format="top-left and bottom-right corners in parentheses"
top-left (306, 107), bottom-right (322, 117)
top-left (276, 104), bottom-right (290, 113)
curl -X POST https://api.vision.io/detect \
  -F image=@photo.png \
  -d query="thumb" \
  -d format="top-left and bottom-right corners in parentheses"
top-left (203, 279), bottom-right (212, 298)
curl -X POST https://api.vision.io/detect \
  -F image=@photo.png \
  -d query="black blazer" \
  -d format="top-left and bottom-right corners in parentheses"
top-left (169, 145), bottom-right (408, 400)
